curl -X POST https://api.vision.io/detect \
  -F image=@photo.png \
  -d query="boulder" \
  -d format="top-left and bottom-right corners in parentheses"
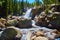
top-left (31, 6), bottom-right (45, 20)
top-left (35, 4), bottom-right (60, 30)
top-left (28, 29), bottom-right (59, 40)
top-left (1, 28), bottom-right (22, 40)
top-left (0, 22), bottom-right (5, 28)
top-left (35, 11), bottom-right (49, 27)
top-left (35, 31), bottom-right (44, 36)
top-left (32, 9), bottom-right (37, 20)
top-left (50, 4), bottom-right (60, 12)
top-left (17, 18), bottom-right (32, 28)
top-left (6, 19), bottom-right (18, 26)
top-left (34, 36), bottom-right (48, 40)
top-left (0, 18), bottom-right (6, 28)
top-left (35, 11), bottom-right (60, 29)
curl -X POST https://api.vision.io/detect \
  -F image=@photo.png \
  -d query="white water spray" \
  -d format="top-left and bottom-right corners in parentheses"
top-left (24, 8), bottom-right (32, 19)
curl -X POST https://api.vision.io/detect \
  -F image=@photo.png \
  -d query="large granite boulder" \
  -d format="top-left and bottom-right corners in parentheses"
top-left (35, 4), bottom-right (60, 30)
top-left (35, 11), bottom-right (60, 30)
top-left (35, 11), bottom-right (49, 27)
top-left (31, 6), bottom-right (45, 20)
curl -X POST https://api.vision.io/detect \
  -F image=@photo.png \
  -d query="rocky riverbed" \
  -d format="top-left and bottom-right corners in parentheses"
top-left (0, 26), bottom-right (60, 40)
top-left (0, 4), bottom-right (60, 40)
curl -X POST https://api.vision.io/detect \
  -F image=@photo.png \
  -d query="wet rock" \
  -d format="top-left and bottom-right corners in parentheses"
top-left (36, 12), bottom-right (60, 29)
top-left (56, 31), bottom-right (60, 37)
top-left (0, 22), bottom-right (5, 28)
top-left (6, 19), bottom-right (18, 26)
top-left (33, 36), bottom-right (48, 40)
top-left (31, 6), bottom-right (45, 20)
top-left (0, 18), bottom-right (6, 28)
top-left (49, 14), bottom-right (60, 29)
top-left (35, 4), bottom-right (60, 30)
top-left (17, 18), bottom-right (32, 28)
top-left (50, 4), bottom-right (60, 12)
top-left (7, 26), bottom-right (22, 38)
top-left (26, 31), bottom-right (32, 40)
top-left (32, 9), bottom-right (37, 20)
top-left (35, 12), bottom-right (49, 27)
top-left (1, 28), bottom-right (22, 40)
top-left (31, 31), bottom-right (48, 40)
top-left (31, 35), bottom-right (36, 40)
top-left (11, 16), bottom-right (19, 19)
top-left (26, 28), bottom-right (59, 40)
top-left (35, 31), bottom-right (44, 36)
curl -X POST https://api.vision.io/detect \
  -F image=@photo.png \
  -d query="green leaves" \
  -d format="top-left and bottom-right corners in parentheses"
top-left (43, 0), bottom-right (59, 5)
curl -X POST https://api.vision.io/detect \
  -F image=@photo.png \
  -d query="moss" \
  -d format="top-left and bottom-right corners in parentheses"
top-left (1, 28), bottom-right (17, 40)
top-left (18, 18), bottom-right (32, 28)
top-left (6, 19), bottom-right (17, 26)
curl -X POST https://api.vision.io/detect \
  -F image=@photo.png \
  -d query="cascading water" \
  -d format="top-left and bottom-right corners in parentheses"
top-left (0, 7), bottom-right (59, 40)
top-left (24, 8), bottom-right (32, 19)
top-left (20, 7), bottom-right (60, 40)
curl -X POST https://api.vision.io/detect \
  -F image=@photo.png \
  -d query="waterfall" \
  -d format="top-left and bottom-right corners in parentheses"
top-left (24, 8), bottom-right (32, 19)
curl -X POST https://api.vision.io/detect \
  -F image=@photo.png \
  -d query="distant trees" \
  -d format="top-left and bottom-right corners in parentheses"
top-left (1, 0), bottom-right (60, 18)
top-left (13, 0), bottom-right (18, 15)
top-left (8, 0), bottom-right (13, 16)
top-left (0, 0), bottom-right (32, 18)
top-left (43, 0), bottom-right (60, 5)
top-left (42, 0), bottom-right (60, 10)
top-left (20, 0), bottom-right (24, 15)
top-left (42, 0), bottom-right (60, 14)
top-left (35, 0), bottom-right (39, 6)
top-left (0, 0), bottom-right (8, 18)
top-left (29, 0), bottom-right (41, 7)
top-left (34, 0), bottom-right (43, 7)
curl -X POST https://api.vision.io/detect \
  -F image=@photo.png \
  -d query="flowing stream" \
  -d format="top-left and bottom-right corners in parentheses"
top-left (20, 8), bottom-right (60, 40)
top-left (20, 8), bottom-right (57, 40)
top-left (23, 8), bottom-right (32, 19)
top-left (0, 8), bottom-right (59, 40)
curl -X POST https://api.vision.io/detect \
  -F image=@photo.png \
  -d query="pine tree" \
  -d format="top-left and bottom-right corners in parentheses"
top-left (35, 0), bottom-right (40, 6)
top-left (20, 0), bottom-right (24, 15)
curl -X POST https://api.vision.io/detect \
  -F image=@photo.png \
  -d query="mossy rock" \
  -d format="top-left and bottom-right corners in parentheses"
top-left (1, 28), bottom-right (17, 40)
top-left (6, 19), bottom-right (18, 26)
top-left (18, 18), bottom-right (32, 28)
top-left (35, 10), bottom-right (60, 30)
top-left (49, 14), bottom-right (60, 29)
